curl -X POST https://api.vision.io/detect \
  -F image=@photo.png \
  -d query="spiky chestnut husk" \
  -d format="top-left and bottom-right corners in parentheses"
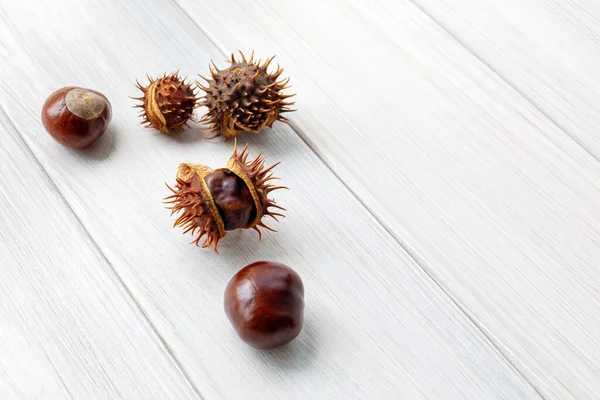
top-left (198, 51), bottom-right (295, 139)
top-left (134, 72), bottom-right (198, 134)
top-left (164, 141), bottom-right (286, 252)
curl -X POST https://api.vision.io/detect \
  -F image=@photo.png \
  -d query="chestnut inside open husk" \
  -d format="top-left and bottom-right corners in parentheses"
top-left (224, 261), bottom-right (304, 349)
top-left (204, 169), bottom-right (256, 231)
top-left (164, 142), bottom-right (286, 251)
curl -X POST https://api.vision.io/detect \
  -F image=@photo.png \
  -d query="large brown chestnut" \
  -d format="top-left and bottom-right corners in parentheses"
top-left (224, 261), bottom-right (304, 349)
top-left (41, 86), bottom-right (112, 148)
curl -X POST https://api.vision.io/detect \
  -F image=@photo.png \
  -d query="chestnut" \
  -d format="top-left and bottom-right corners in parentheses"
top-left (224, 261), bottom-right (304, 349)
top-left (204, 168), bottom-right (256, 231)
top-left (42, 87), bottom-right (112, 148)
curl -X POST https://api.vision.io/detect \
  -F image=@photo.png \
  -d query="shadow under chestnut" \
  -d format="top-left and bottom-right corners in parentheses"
top-left (251, 317), bottom-right (318, 371)
top-left (76, 124), bottom-right (118, 161)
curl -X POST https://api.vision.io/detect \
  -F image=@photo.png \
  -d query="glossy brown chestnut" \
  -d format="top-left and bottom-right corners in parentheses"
top-left (42, 87), bottom-right (112, 148)
top-left (224, 261), bottom-right (304, 349)
top-left (204, 169), bottom-right (256, 231)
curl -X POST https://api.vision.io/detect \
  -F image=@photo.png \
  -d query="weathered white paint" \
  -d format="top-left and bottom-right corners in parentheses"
top-left (0, 110), bottom-right (200, 399)
top-left (414, 0), bottom-right (600, 158)
top-left (175, 0), bottom-right (600, 397)
top-left (5, 0), bottom-right (598, 397)
top-left (0, 0), bottom-right (537, 395)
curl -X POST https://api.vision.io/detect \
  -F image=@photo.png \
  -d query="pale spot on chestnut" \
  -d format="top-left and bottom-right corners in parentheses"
top-left (65, 88), bottom-right (106, 120)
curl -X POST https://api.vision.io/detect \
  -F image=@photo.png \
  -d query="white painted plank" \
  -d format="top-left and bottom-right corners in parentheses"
top-left (412, 0), bottom-right (600, 158)
top-left (0, 0), bottom-right (539, 398)
top-left (175, 0), bottom-right (600, 398)
top-left (0, 112), bottom-right (200, 399)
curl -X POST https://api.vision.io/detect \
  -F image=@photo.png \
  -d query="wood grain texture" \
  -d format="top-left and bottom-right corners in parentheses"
top-left (0, 112), bottom-right (200, 399)
top-left (412, 0), bottom-right (600, 158)
top-left (0, 0), bottom-right (540, 398)
top-left (175, 0), bottom-right (600, 397)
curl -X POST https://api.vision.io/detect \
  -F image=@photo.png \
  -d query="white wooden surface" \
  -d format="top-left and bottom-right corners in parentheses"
top-left (413, 0), bottom-right (600, 158)
top-left (177, 0), bottom-right (600, 398)
top-left (0, 111), bottom-right (199, 399)
top-left (0, 0), bottom-right (598, 398)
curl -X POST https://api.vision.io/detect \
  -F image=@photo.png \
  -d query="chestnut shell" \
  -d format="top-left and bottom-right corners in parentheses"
top-left (199, 52), bottom-right (295, 139)
top-left (41, 87), bottom-right (112, 149)
top-left (135, 73), bottom-right (197, 134)
top-left (224, 261), bottom-right (304, 349)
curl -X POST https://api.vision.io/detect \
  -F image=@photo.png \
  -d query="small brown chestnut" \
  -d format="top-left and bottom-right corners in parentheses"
top-left (224, 261), bottom-right (304, 349)
top-left (42, 87), bottom-right (112, 148)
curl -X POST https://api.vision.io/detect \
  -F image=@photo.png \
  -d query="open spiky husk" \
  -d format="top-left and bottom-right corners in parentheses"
top-left (198, 51), bottom-right (295, 139)
top-left (164, 163), bottom-right (225, 252)
top-left (134, 72), bottom-right (198, 134)
top-left (164, 142), bottom-right (286, 252)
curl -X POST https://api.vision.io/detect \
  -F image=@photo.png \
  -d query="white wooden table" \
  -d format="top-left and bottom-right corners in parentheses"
top-left (1, 1), bottom-right (599, 398)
